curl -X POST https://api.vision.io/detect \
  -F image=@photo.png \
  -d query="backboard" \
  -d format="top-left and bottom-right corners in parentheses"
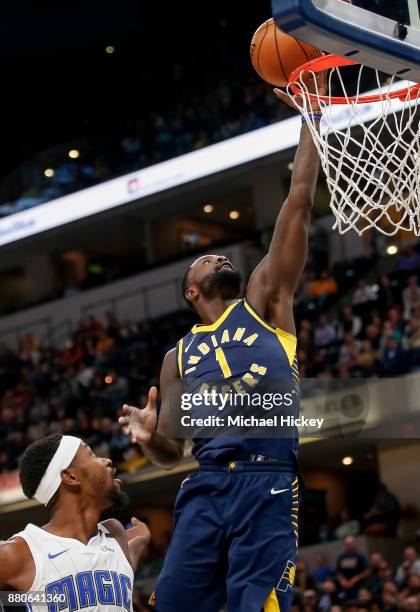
top-left (271, 0), bottom-right (420, 82)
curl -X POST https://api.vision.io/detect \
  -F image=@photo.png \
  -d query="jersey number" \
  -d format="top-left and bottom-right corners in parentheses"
top-left (215, 347), bottom-right (232, 378)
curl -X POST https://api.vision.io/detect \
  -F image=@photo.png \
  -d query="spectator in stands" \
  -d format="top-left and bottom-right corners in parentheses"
top-left (364, 552), bottom-right (385, 591)
top-left (396, 246), bottom-right (420, 273)
top-left (403, 276), bottom-right (420, 320)
top-left (82, 314), bottom-right (104, 338)
top-left (400, 595), bottom-right (420, 611)
top-left (381, 580), bottom-right (399, 612)
top-left (105, 311), bottom-right (121, 340)
top-left (338, 305), bottom-right (363, 339)
top-left (318, 579), bottom-right (340, 611)
top-left (95, 328), bottom-right (115, 363)
top-left (336, 536), bottom-right (368, 601)
top-left (318, 523), bottom-right (331, 543)
top-left (377, 274), bottom-right (394, 310)
top-left (363, 482), bottom-right (401, 536)
top-left (352, 279), bottom-right (377, 306)
top-left (396, 547), bottom-right (420, 585)
top-left (308, 269), bottom-right (338, 307)
top-left (397, 561), bottom-right (415, 593)
top-left (380, 336), bottom-right (407, 376)
top-left (399, 574), bottom-right (420, 606)
top-left (368, 561), bottom-right (395, 600)
top-left (312, 552), bottom-right (334, 584)
top-left (302, 589), bottom-right (317, 612)
top-left (338, 332), bottom-right (361, 373)
top-left (403, 310), bottom-right (420, 369)
top-left (357, 587), bottom-right (372, 607)
top-left (310, 348), bottom-right (330, 378)
top-left (314, 314), bottom-right (336, 348)
top-left (19, 333), bottom-right (41, 365)
top-left (380, 319), bottom-right (403, 352)
top-left (366, 322), bottom-right (382, 351)
top-left (356, 340), bottom-right (379, 376)
top-left (335, 509), bottom-right (361, 540)
top-left (298, 327), bottom-right (313, 362)
top-left (387, 306), bottom-right (406, 335)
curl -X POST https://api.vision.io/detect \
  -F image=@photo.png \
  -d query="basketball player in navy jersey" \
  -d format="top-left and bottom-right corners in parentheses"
top-left (0, 434), bottom-right (150, 611)
top-left (119, 79), bottom-right (325, 612)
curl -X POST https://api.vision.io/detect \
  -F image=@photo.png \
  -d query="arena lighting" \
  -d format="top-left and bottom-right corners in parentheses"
top-left (203, 204), bottom-right (214, 213)
top-left (229, 210), bottom-right (240, 220)
top-left (0, 79), bottom-right (415, 249)
top-left (68, 149), bottom-right (80, 159)
top-left (342, 456), bottom-right (354, 466)
top-left (44, 168), bottom-right (54, 178)
top-left (386, 245), bottom-right (399, 256)
top-left (105, 45), bottom-right (115, 54)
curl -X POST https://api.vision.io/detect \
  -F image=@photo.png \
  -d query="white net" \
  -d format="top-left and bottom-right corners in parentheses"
top-left (288, 63), bottom-right (420, 236)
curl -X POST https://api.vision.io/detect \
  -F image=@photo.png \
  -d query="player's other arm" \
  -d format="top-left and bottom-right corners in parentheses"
top-left (246, 82), bottom-right (323, 334)
top-left (0, 539), bottom-right (35, 591)
top-left (119, 348), bottom-right (185, 469)
top-left (103, 518), bottom-right (151, 572)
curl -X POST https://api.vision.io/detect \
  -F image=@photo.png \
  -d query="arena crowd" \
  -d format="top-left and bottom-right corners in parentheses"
top-left (132, 539), bottom-right (420, 611)
top-left (0, 70), bottom-right (292, 218)
top-left (0, 249), bottom-right (419, 476)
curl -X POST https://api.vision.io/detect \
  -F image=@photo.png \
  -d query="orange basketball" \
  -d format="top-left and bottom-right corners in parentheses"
top-left (250, 18), bottom-right (322, 87)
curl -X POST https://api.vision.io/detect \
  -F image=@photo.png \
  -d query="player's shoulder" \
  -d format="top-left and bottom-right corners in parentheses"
top-left (161, 347), bottom-right (179, 379)
top-left (0, 537), bottom-right (32, 559)
top-left (100, 520), bottom-right (130, 563)
top-left (100, 518), bottom-right (125, 536)
top-left (0, 538), bottom-right (33, 585)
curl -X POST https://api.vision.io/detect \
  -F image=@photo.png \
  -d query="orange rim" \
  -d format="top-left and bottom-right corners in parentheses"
top-left (288, 54), bottom-right (420, 104)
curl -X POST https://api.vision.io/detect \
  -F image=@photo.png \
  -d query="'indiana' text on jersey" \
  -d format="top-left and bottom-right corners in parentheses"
top-left (177, 299), bottom-right (300, 463)
top-left (45, 570), bottom-right (132, 612)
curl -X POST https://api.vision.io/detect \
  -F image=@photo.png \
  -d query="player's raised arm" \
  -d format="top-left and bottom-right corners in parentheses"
top-left (119, 348), bottom-right (185, 469)
top-left (246, 73), bottom-right (325, 334)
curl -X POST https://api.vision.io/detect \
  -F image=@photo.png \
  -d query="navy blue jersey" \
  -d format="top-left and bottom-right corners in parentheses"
top-left (176, 299), bottom-right (299, 463)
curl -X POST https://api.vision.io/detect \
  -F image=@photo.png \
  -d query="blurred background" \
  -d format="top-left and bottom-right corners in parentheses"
top-left (0, 1), bottom-right (419, 610)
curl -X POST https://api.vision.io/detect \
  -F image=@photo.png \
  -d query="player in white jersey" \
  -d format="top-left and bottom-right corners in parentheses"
top-left (0, 433), bottom-right (150, 612)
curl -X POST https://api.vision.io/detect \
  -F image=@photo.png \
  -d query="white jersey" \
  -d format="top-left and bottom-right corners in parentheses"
top-left (12, 522), bottom-right (134, 612)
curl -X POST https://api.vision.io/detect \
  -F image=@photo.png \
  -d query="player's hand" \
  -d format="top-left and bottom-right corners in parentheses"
top-left (273, 66), bottom-right (327, 114)
top-left (126, 517), bottom-right (151, 544)
top-left (119, 386), bottom-right (158, 444)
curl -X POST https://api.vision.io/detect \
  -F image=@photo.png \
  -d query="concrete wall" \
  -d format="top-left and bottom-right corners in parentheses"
top-left (378, 441), bottom-right (420, 511)
top-left (0, 242), bottom-right (247, 350)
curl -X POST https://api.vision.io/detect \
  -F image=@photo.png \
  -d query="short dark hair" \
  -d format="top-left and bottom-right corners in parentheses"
top-left (19, 434), bottom-right (62, 500)
top-left (181, 265), bottom-right (194, 309)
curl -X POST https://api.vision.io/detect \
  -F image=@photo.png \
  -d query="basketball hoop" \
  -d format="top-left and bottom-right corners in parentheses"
top-left (287, 54), bottom-right (420, 236)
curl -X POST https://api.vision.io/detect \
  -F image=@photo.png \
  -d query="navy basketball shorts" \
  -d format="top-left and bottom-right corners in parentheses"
top-left (152, 461), bottom-right (300, 612)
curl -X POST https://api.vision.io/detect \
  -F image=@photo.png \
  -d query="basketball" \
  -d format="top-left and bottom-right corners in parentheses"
top-left (250, 17), bottom-right (322, 87)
